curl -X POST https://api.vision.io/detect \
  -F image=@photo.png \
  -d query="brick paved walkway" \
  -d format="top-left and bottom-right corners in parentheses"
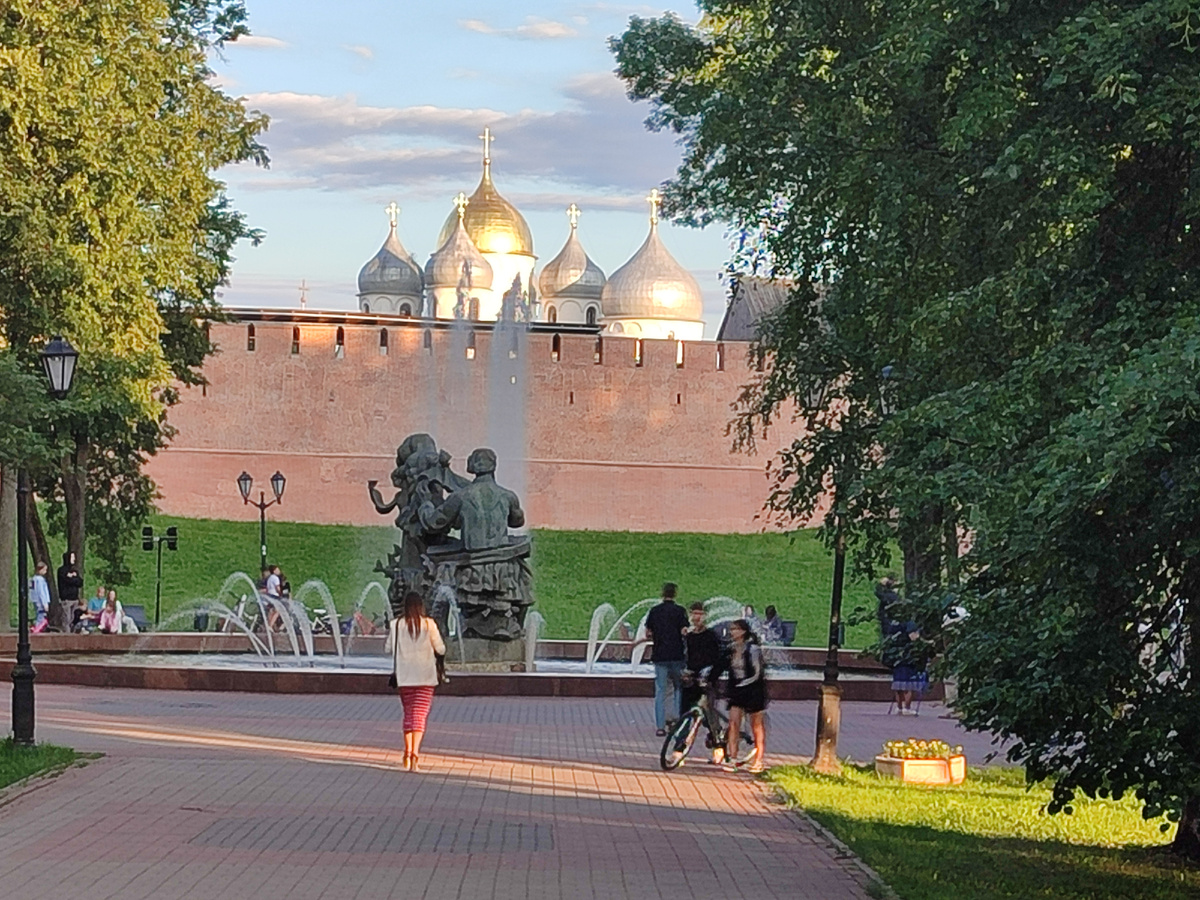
top-left (0, 687), bottom-right (999, 900)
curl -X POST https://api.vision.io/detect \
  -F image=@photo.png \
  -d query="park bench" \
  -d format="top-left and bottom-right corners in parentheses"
top-left (780, 620), bottom-right (797, 646)
top-left (123, 604), bottom-right (152, 633)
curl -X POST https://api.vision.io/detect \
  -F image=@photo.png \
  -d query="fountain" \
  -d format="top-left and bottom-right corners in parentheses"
top-left (293, 580), bottom-right (345, 661)
top-left (35, 570), bottom-right (900, 700)
top-left (343, 582), bottom-right (390, 656)
top-left (582, 595), bottom-right (796, 673)
top-left (585, 598), bottom-right (657, 673)
top-left (524, 610), bottom-right (545, 672)
top-left (134, 602), bottom-right (274, 659)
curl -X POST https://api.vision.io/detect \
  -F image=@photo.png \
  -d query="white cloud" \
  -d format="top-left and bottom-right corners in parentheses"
top-left (232, 34), bottom-right (289, 49)
top-left (343, 44), bottom-right (374, 60)
top-left (459, 18), bottom-right (495, 35)
top-left (238, 74), bottom-right (681, 198)
top-left (458, 16), bottom-right (579, 40)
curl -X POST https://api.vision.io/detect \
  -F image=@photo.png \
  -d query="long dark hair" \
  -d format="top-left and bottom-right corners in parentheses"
top-left (403, 592), bottom-right (425, 638)
top-left (730, 618), bottom-right (758, 644)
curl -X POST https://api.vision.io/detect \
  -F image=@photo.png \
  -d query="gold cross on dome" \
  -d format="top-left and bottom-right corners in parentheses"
top-left (453, 191), bottom-right (469, 220)
top-left (566, 203), bottom-right (581, 228)
top-left (646, 188), bottom-right (662, 225)
top-left (385, 201), bottom-right (400, 228)
top-left (479, 126), bottom-right (493, 163)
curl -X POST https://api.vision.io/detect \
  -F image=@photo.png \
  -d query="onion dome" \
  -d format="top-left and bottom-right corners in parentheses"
top-left (601, 190), bottom-right (703, 321)
top-left (425, 193), bottom-right (494, 289)
top-left (435, 127), bottom-right (534, 257)
top-left (357, 204), bottom-right (423, 299)
top-left (538, 204), bottom-right (606, 301)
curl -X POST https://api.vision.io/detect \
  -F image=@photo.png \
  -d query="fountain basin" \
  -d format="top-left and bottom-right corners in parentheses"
top-left (0, 634), bottom-right (935, 702)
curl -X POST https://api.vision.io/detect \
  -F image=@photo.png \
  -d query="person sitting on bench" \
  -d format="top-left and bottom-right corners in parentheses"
top-left (97, 590), bottom-right (138, 634)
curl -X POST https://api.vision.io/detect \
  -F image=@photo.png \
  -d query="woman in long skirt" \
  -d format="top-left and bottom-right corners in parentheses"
top-left (386, 592), bottom-right (446, 771)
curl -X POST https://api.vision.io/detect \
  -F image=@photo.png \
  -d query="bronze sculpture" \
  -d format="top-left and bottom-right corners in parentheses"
top-left (370, 436), bottom-right (533, 661)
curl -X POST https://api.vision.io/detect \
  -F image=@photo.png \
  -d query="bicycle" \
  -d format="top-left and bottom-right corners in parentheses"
top-left (660, 678), bottom-right (754, 771)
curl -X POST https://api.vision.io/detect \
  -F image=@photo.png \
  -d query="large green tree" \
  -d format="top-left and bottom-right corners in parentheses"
top-left (0, 0), bottom-right (266, 607)
top-left (614, 0), bottom-right (1200, 854)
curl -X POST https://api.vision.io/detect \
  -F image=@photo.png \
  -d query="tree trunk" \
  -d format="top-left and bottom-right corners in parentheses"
top-left (0, 465), bottom-right (15, 633)
top-left (26, 497), bottom-right (65, 630)
top-left (943, 515), bottom-right (960, 587)
top-left (1173, 795), bottom-right (1200, 859)
top-left (60, 435), bottom-right (88, 581)
top-left (901, 503), bottom-right (944, 589)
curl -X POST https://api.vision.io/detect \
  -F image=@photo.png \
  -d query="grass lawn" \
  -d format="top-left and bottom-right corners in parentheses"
top-left (0, 739), bottom-right (78, 791)
top-left (768, 764), bottom-right (1200, 900)
top-left (20, 515), bottom-right (880, 644)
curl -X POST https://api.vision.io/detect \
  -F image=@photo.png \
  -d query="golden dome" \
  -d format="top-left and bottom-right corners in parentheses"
top-left (436, 136), bottom-right (534, 257)
top-left (538, 205), bottom-right (606, 301)
top-left (601, 194), bottom-right (703, 321)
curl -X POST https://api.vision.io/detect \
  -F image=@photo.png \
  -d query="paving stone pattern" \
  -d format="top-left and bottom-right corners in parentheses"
top-left (0, 686), bottom-right (998, 900)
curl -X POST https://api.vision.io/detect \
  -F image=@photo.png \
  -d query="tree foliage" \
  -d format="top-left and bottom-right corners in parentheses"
top-left (0, 1), bottom-right (266, 585)
top-left (614, 0), bottom-right (1200, 852)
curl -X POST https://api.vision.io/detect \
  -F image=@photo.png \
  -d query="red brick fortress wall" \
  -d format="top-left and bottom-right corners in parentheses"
top-left (144, 316), bottom-right (806, 532)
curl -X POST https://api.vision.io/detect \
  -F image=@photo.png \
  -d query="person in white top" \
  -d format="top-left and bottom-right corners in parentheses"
top-left (385, 591), bottom-right (446, 771)
top-left (264, 565), bottom-right (283, 632)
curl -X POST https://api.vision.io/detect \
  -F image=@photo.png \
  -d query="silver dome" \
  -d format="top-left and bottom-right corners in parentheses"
top-left (601, 221), bottom-right (703, 321)
top-left (538, 219), bottom-right (606, 301)
top-left (357, 224), bottom-right (423, 300)
top-left (425, 214), bottom-right (493, 289)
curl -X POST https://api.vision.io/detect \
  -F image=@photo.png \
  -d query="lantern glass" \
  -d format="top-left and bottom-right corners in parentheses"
top-left (40, 335), bottom-right (79, 399)
top-left (237, 471), bottom-right (253, 503)
top-left (270, 470), bottom-right (286, 502)
top-left (879, 365), bottom-right (897, 418)
top-left (803, 378), bottom-right (826, 412)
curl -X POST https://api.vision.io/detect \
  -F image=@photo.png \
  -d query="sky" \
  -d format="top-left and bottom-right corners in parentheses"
top-left (212, 1), bottom-right (735, 333)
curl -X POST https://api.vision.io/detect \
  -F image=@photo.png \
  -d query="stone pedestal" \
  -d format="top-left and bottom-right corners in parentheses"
top-left (445, 635), bottom-right (525, 666)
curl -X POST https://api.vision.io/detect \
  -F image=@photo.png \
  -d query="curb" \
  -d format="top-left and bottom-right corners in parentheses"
top-left (0, 755), bottom-right (99, 812)
top-left (758, 780), bottom-right (901, 900)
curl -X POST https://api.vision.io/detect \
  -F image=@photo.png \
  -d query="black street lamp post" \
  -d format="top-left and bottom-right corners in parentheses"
top-left (237, 470), bottom-right (285, 573)
top-left (141, 525), bottom-right (179, 626)
top-left (13, 335), bottom-right (79, 746)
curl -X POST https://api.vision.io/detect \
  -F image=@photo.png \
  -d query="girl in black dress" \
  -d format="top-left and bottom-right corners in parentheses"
top-left (723, 618), bottom-right (767, 773)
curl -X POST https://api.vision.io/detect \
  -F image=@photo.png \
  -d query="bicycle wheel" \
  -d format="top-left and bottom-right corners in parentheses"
top-left (660, 711), bottom-right (702, 771)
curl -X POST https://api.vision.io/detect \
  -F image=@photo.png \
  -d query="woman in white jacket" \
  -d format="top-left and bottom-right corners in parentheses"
top-left (386, 591), bottom-right (446, 771)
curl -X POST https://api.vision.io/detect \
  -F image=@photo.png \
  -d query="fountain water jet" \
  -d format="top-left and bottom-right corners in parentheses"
top-left (585, 598), bottom-right (657, 673)
top-left (524, 610), bottom-right (545, 672)
top-left (294, 580), bottom-right (345, 661)
top-left (344, 582), bottom-right (390, 656)
top-left (133, 602), bottom-right (274, 659)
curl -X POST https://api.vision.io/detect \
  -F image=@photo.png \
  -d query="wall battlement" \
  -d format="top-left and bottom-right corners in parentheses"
top-left (147, 314), bottom-right (804, 533)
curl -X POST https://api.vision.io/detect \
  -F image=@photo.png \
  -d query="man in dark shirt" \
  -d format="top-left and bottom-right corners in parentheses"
top-left (57, 551), bottom-right (83, 630)
top-left (682, 602), bottom-right (725, 762)
top-left (644, 582), bottom-right (689, 736)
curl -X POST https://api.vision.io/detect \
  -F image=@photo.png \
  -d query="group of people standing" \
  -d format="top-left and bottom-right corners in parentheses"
top-left (26, 551), bottom-right (137, 635)
top-left (643, 583), bottom-right (768, 774)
